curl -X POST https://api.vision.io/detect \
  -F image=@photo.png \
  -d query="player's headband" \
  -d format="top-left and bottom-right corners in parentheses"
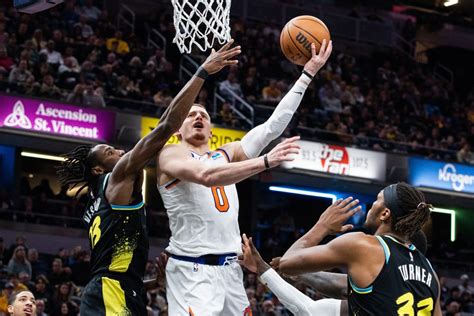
top-left (383, 184), bottom-right (404, 219)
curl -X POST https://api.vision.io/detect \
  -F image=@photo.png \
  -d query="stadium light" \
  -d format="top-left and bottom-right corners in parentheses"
top-left (432, 207), bottom-right (456, 242)
top-left (444, 0), bottom-right (458, 7)
top-left (269, 186), bottom-right (337, 203)
top-left (21, 151), bottom-right (65, 161)
top-left (20, 151), bottom-right (147, 203)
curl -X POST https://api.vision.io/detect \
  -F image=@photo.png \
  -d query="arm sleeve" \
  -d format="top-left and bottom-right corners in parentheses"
top-left (240, 75), bottom-right (309, 158)
top-left (259, 268), bottom-right (315, 315)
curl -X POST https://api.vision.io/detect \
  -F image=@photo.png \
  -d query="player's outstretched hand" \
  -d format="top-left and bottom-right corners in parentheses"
top-left (303, 39), bottom-right (332, 77)
top-left (201, 39), bottom-right (241, 75)
top-left (270, 256), bottom-right (281, 271)
top-left (316, 196), bottom-right (361, 234)
top-left (266, 136), bottom-right (301, 168)
top-left (239, 233), bottom-right (270, 275)
top-left (155, 252), bottom-right (169, 284)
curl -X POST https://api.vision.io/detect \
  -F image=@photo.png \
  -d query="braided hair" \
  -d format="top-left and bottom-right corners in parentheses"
top-left (56, 145), bottom-right (99, 197)
top-left (391, 183), bottom-right (432, 237)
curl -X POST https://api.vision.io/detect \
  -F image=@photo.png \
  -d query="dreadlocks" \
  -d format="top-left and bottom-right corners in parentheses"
top-left (392, 183), bottom-right (432, 237)
top-left (56, 144), bottom-right (99, 197)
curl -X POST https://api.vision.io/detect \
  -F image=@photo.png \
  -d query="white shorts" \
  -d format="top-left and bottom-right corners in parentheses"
top-left (166, 257), bottom-right (251, 316)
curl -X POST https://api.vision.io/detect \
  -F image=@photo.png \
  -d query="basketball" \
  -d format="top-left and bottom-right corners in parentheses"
top-left (280, 15), bottom-right (331, 66)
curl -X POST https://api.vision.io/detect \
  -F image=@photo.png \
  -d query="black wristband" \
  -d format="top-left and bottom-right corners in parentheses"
top-left (263, 154), bottom-right (270, 169)
top-left (195, 66), bottom-right (209, 80)
top-left (302, 70), bottom-right (314, 80)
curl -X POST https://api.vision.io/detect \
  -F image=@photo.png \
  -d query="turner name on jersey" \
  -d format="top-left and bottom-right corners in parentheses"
top-left (398, 263), bottom-right (433, 287)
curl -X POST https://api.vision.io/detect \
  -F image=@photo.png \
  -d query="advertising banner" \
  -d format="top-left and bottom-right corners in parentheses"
top-left (283, 140), bottom-right (386, 181)
top-left (141, 116), bottom-right (246, 151)
top-left (0, 95), bottom-right (115, 141)
top-left (409, 158), bottom-right (474, 193)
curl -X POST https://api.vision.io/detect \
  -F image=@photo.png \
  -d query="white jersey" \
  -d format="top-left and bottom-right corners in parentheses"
top-left (158, 149), bottom-right (241, 257)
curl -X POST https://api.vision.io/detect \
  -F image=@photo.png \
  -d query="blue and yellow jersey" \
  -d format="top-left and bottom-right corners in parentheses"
top-left (83, 173), bottom-right (149, 285)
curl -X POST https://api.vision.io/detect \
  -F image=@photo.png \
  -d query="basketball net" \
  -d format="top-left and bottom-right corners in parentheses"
top-left (171, 0), bottom-right (231, 54)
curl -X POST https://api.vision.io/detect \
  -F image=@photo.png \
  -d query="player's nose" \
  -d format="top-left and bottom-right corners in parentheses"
top-left (118, 150), bottom-right (125, 156)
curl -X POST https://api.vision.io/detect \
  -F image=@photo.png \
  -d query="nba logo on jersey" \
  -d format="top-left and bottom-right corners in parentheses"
top-left (193, 263), bottom-right (199, 272)
top-left (409, 252), bottom-right (414, 262)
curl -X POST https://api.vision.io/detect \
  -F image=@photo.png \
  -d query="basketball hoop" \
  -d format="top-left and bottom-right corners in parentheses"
top-left (171, 0), bottom-right (231, 54)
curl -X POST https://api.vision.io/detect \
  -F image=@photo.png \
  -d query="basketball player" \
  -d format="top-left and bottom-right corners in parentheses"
top-left (279, 183), bottom-right (442, 315)
top-left (56, 41), bottom-right (241, 315)
top-left (253, 230), bottom-right (428, 316)
top-left (7, 290), bottom-right (36, 316)
top-left (156, 39), bottom-right (333, 315)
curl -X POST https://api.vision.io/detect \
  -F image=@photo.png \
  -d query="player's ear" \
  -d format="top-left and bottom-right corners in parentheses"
top-left (174, 130), bottom-right (182, 140)
top-left (91, 166), bottom-right (105, 176)
top-left (380, 208), bottom-right (391, 223)
top-left (7, 305), bottom-right (13, 314)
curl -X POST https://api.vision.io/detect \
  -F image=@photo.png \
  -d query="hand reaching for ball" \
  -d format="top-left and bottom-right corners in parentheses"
top-left (303, 39), bottom-right (332, 77)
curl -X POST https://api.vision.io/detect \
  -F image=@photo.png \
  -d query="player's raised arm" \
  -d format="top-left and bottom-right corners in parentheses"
top-left (227, 40), bottom-right (333, 162)
top-left (158, 137), bottom-right (300, 187)
top-left (239, 234), bottom-right (342, 316)
top-left (279, 197), bottom-right (361, 275)
top-left (111, 41), bottom-right (241, 181)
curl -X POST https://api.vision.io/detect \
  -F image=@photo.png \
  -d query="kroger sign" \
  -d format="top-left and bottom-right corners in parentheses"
top-left (0, 95), bottom-right (115, 141)
top-left (409, 157), bottom-right (474, 193)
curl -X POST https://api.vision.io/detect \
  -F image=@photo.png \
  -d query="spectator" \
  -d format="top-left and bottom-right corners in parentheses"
top-left (52, 302), bottom-right (75, 316)
top-left (219, 73), bottom-right (243, 100)
top-left (321, 88), bottom-right (342, 113)
top-left (219, 102), bottom-right (238, 127)
top-left (8, 60), bottom-right (34, 85)
top-left (457, 144), bottom-right (474, 164)
top-left (51, 30), bottom-right (66, 53)
top-left (241, 75), bottom-right (259, 102)
top-left (40, 41), bottom-right (63, 67)
top-left (6, 236), bottom-right (27, 263)
top-left (66, 83), bottom-right (85, 104)
top-left (444, 300), bottom-right (461, 316)
top-left (261, 79), bottom-right (282, 102)
top-left (36, 298), bottom-right (48, 316)
top-left (77, 0), bottom-right (102, 22)
top-left (18, 271), bottom-right (35, 291)
top-left (28, 249), bottom-right (48, 280)
top-left (73, 15), bottom-right (94, 39)
top-left (7, 246), bottom-right (32, 277)
top-left (38, 75), bottom-right (61, 98)
top-left (31, 29), bottom-right (47, 51)
top-left (0, 282), bottom-right (14, 314)
top-left (33, 275), bottom-right (51, 306)
top-left (147, 47), bottom-right (167, 71)
top-left (58, 57), bottom-right (81, 89)
top-left (106, 31), bottom-right (130, 55)
top-left (82, 85), bottom-right (105, 107)
top-left (459, 274), bottom-right (474, 295)
top-left (0, 45), bottom-right (14, 75)
top-left (48, 259), bottom-right (70, 288)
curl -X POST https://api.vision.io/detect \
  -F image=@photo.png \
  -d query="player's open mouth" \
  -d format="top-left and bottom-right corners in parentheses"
top-left (24, 308), bottom-right (32, 314)
top-left (193, 122), bottom-right (204, 128)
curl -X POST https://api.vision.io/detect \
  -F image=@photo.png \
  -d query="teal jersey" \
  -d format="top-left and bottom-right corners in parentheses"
top-left (348, 235), bottom-right (439, 316)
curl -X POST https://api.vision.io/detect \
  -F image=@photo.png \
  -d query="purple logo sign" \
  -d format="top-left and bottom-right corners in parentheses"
top-left (0, 95), bottom-right (115, 141)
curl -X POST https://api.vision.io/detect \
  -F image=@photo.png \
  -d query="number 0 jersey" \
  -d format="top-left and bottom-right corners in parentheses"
top-left (158, 149), bottom-right (241, 257)
top-left (348, 235), bottom-right (439, 316)
top-left (83, 173), bottom-right (149, 285)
